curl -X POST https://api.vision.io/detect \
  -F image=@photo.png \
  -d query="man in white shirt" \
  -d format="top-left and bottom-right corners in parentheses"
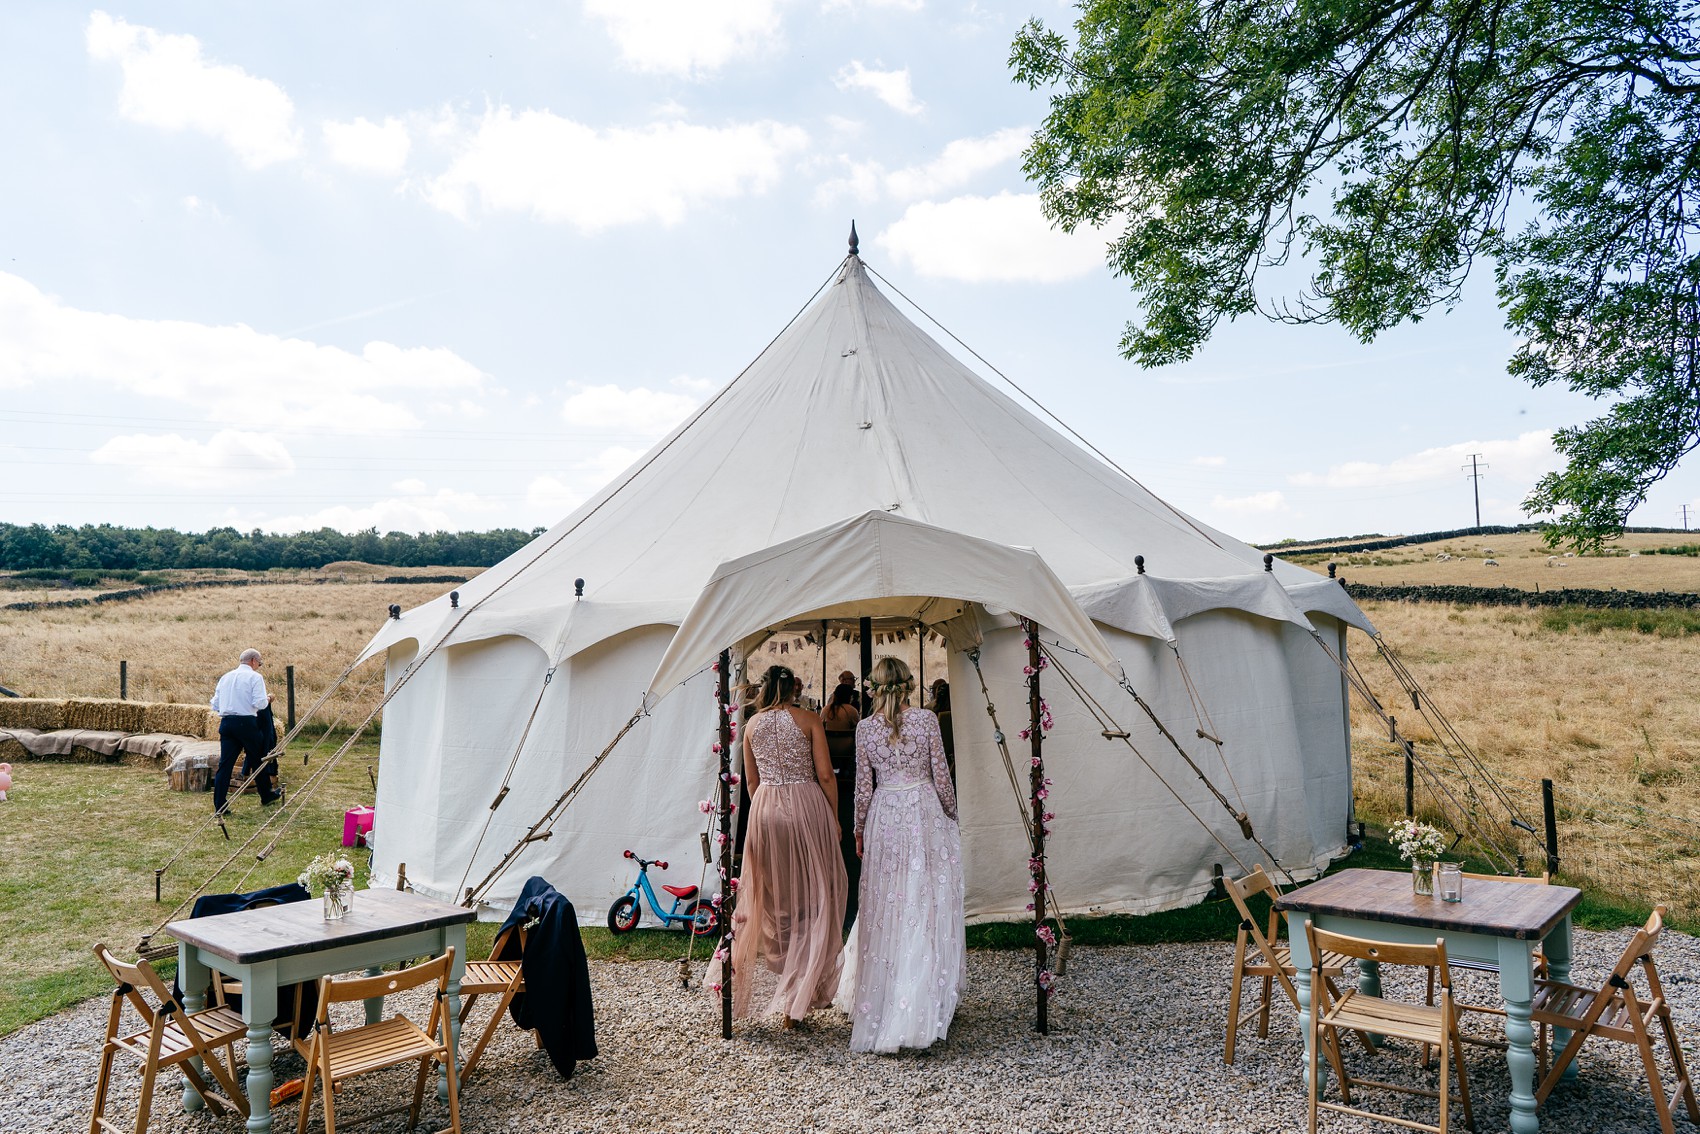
top-left (210, 647), bottom-right (278, 814)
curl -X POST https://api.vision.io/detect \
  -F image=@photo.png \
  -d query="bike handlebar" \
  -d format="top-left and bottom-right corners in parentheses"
top-left (623, 851), bottom-right (667, 870)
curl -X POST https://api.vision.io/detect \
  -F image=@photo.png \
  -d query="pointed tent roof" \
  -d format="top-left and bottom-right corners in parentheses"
top-left (360, 253), bottom-right (1336, 668)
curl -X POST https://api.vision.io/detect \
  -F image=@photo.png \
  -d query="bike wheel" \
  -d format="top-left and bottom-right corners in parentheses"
top-left (684, 899), bottom-right (719, 937)
top-left (607, 894), bottom-right (641, 934)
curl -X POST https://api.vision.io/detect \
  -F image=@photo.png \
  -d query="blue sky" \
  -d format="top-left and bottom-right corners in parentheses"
top-left (4, 1), bottom-right (1695, 544)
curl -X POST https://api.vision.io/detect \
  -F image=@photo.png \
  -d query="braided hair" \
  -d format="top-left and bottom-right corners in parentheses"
top-left (868, 656), bottom-right (916, 742)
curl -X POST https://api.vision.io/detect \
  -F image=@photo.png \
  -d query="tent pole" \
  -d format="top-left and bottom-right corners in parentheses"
top-left (1027, 619), bottom-right (1050, 1034)
top-left (820, 621), bottom-right (828, 710)
top-left (717, 648), bottom-right (736, 1039)
top-left (917, 621), bottom-right (925, 694)
top-left (858, 616), bottom-right (873, 714)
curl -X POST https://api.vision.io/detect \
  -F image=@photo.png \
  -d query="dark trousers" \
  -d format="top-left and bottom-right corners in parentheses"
top-left (214, 715), bottom-right (275, 811)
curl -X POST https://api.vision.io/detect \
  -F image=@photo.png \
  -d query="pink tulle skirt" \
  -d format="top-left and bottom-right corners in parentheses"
top-left (729, 780), bottom-right (848, 1021)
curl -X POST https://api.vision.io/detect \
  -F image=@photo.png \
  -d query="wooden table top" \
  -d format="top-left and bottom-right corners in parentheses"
top-left (167, 888), bottom-right (475, 965)
top-left (1275, 868), bottom-right (1582, 941)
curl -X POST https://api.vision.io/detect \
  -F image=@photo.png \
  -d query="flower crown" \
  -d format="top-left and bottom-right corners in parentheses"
top-left (867, 675), bottom-right (915, 695)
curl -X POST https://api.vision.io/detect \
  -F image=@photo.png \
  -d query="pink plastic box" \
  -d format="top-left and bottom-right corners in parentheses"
top-left (342, 805), bottom-right (375, 847)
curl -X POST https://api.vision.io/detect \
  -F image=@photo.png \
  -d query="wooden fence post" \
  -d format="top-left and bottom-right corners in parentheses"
top-left (286, 665), bottom-right (296, 731)
top-left (1542, 778), bottom-right (1560, 876)
top-left (120, 659), bottom-right (128, 701)
top-left (1404, 739), bottom-right (1415, 818)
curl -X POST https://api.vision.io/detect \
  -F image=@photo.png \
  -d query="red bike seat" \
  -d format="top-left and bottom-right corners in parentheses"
top-left (661, 884), bottom-right (698, 900)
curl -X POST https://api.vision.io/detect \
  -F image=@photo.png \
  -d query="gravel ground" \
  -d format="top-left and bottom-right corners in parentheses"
top-left (6, 926), bottom-right (1698, 1134)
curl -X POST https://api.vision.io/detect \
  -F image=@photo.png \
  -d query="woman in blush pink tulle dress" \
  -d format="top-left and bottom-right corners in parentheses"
top-left (844, 655), bottom-right (966, 1053)
top-left (726, 664), bottom-right (848, 1027)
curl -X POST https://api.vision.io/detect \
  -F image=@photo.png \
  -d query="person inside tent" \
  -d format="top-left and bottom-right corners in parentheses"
top-left (928, 679), bottom-right (954, 784)
top-left (821, 681), bottom-right (863, 929)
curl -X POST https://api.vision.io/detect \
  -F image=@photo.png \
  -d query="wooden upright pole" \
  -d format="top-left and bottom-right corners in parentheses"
top-left (1026, 620), bottom-right (1049, 1034)
top-left (716, 648), bottom-right (735, 1039)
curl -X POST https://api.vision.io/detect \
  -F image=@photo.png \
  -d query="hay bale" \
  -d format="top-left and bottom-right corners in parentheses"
top-left (0, 698), bottom-right (65, 731)
top-left (142, 702), bottom-right (217, 739)
top-left (0, 737), bottom-right (26, 761)
top-left (62, 698), bottom-right (147, 734)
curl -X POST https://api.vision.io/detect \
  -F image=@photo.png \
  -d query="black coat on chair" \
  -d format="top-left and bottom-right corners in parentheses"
top-left (496, 876), bottom-right (597, 1078)
top-left (177, 883), bottom-right (318, 1035)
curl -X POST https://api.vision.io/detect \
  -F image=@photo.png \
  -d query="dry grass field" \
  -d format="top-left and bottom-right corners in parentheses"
top-left (1285, 529), bottom-right (1700, 592)
top-left (2, 546), bottom-right (1697, 916)
top-left (0, 565), bottom-right (475, 724)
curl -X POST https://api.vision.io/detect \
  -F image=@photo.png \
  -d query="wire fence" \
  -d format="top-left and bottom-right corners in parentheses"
top-left (1354, 740), bottom-right (1700, 919)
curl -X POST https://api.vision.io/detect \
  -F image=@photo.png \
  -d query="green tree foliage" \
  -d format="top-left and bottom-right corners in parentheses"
top-left (0, 523), bottom-right (545, 571)
top-left (1012, 0), bottom-right (1700, 548)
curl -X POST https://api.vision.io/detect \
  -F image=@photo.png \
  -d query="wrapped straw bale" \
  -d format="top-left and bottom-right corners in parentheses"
top-left (0, 698), bottom-right (65, 731)
top-left (62, 698), bottom-right (148, 734)
top-left (142, 702), bottom-right (217, 739)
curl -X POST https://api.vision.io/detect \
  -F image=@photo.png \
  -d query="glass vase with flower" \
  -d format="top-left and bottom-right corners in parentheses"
top-left (1388, 819), bottom-right (1449, 896)
top-left (299, 852), bottom-right (356, 920)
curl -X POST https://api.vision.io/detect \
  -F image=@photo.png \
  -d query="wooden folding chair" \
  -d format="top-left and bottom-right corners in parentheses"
top-left (1304, 922), bottom-right (1475, 1134)
top-left (295, 948), bottom-right (461, 1134)
top-left (90, 943), bottom-right (250, 1134)
top-left (1532, 905), bottom-right (1698, 1134)
top-left (456, 920), bottom-right (536, 1083)
top-left (1224, 866), bottom-right (1369, 1063)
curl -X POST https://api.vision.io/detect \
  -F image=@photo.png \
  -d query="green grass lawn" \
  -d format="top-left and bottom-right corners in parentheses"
top-left (0, 752), bottom-right (1660, 1038)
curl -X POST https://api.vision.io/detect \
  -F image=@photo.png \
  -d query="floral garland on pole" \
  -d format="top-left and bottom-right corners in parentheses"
top-left (710, 650), bottom-right (737, 1037)
top-left (1023, 620), bottom-right (1054, 1031)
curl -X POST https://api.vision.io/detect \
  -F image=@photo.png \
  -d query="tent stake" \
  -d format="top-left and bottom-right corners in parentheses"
top-left (1026, 620), bottom-right (1049, 1035)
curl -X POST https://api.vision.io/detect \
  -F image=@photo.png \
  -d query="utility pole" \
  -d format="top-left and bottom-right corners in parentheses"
top-left (1681, 503), bottom-right (1693, 531)
top-left (1462, 454), bottom-right (1488, 529)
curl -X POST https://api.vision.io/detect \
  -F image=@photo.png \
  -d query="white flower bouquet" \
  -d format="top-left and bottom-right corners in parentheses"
top-left (1388, 819), bottom-right (1449, 863)
top-left (299, 852), bottom-right (355, 894)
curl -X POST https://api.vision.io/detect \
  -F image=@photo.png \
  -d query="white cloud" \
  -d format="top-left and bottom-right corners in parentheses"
top-left (1192, 455), bottom-right (1227, 467)
top-left (85, 11), bottom-right (300, 168)
top-left (876, 192), bottom-right (1110, 283)
top-left (560, 384), bottom-right (702, 435)
top-left (526, 475), bottom-right (585, 515)
top-left (89, 430), bottom-right (294, 488)
top-left (321, 116), bottom-right (411, 175)
top-left (1289, 431), bottom-right (1559, 489)
top-left (422, 106), bottom-right (808, 231)
top-left (392, 478), bottom-right (428, 494)
top-left (255, 488), bottom-right (494, 535)
top-left (0, 272), bottom-right (486, 430)
top-left (834, 61), bottom-right (923, 115)
top-left (816, 126), bottom-right (1028, 203)
top-left (1209, 490), bottom-right (1290, 515)
top-left (583, 0), bottom-right (785, 76)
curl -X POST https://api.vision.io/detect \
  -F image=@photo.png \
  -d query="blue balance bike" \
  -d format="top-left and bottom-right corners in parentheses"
top-left (607, 849), bottom-right (720, 936)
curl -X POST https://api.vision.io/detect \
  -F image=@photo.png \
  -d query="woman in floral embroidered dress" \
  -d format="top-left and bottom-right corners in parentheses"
top-left (845, 655), bottom-right (966, 1053)
top-left (726, 664), bottom-right (848, 1027)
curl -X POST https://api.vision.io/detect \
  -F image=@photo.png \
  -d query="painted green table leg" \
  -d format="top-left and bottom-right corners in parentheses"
top-left (177, 950), bottom-right (212, 1114)
top-left (1499, 937), bottom-right (1541, 1134)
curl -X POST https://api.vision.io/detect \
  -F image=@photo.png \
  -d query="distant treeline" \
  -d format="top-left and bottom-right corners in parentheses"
top-left (1263, 523), bottom-right (1689, 556)
top-left (0, 523), bottom-right (544, 571)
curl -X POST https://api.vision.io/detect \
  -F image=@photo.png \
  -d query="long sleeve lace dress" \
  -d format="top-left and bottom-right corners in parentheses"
top-left (843, 706), bottom-right (966, 1053)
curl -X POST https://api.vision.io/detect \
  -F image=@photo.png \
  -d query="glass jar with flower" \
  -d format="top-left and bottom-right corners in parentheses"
top-left (299, 852), bottom-right (356, 920)
top-left (1388, 819), bottom-right (1449, 896)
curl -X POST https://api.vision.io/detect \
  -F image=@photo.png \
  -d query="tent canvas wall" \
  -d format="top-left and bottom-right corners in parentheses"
top-left (359, 247), bottom-right (1375, 921)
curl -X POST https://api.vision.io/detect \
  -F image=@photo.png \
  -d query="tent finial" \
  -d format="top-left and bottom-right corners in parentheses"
top-left (848, 220), bottom-right (859, 256)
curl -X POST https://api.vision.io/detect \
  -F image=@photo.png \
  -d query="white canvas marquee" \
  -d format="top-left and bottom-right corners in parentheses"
top-left (359, 247), bottom-right (1376, 923)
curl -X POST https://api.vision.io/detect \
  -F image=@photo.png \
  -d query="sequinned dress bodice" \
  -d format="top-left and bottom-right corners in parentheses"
top-left (852, 707), bottom-right (957, 834)
top-left (748, 709), bottom-right (818, 786)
